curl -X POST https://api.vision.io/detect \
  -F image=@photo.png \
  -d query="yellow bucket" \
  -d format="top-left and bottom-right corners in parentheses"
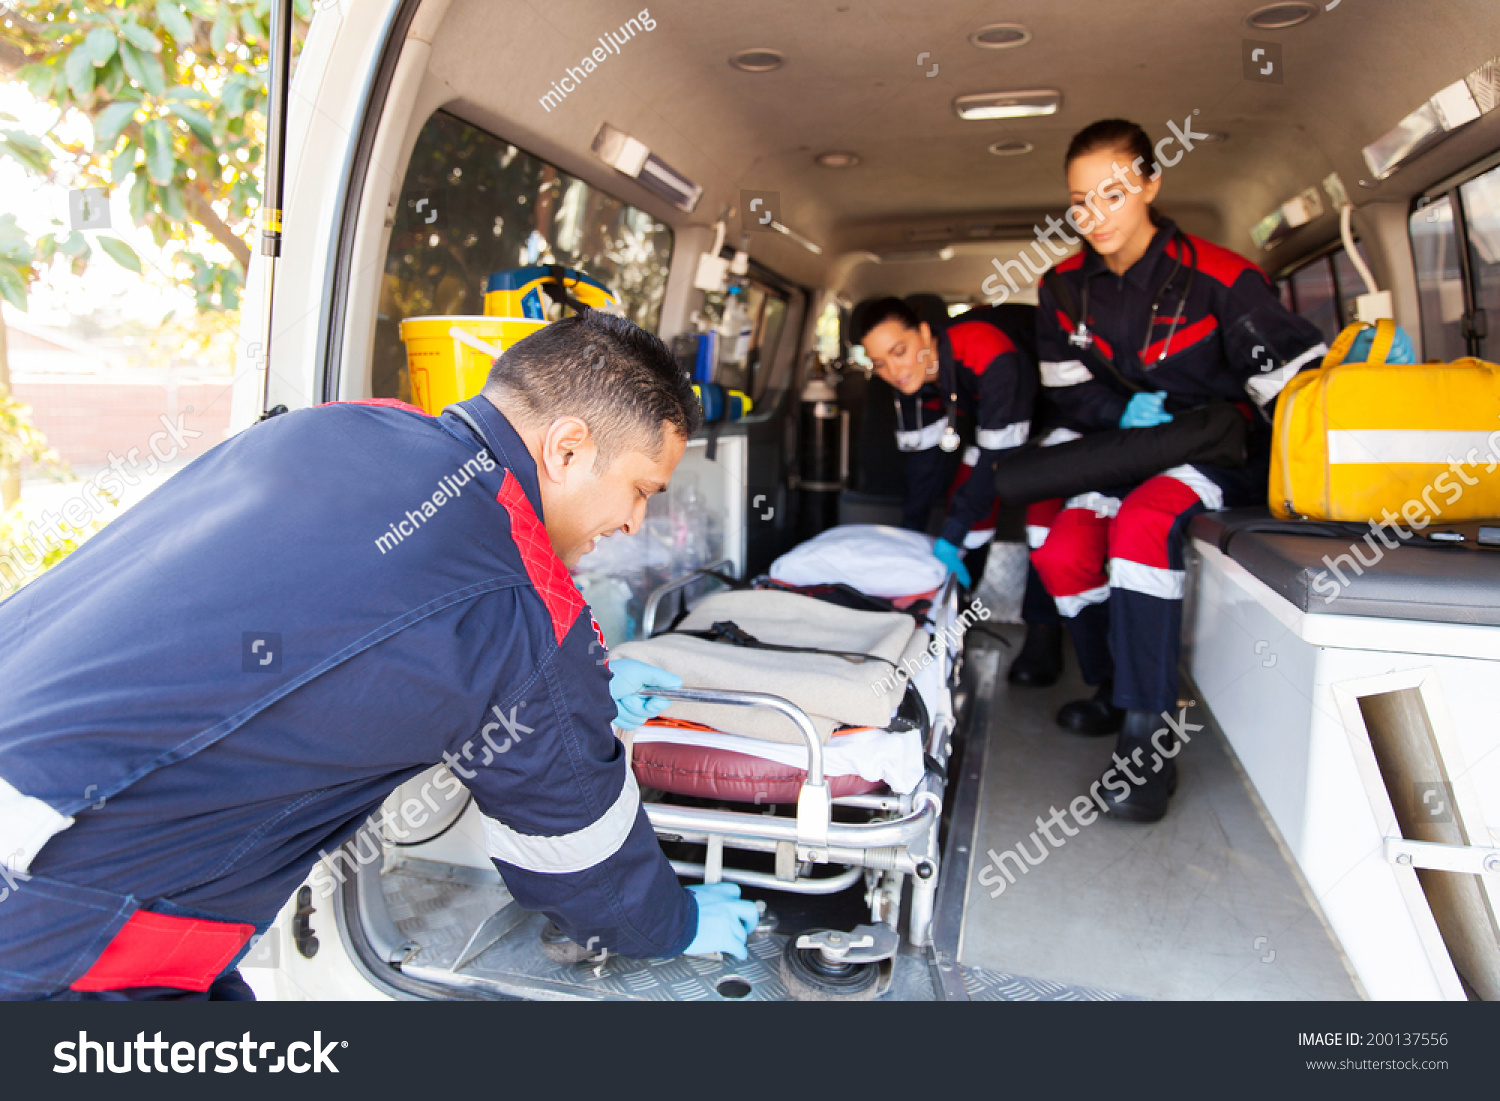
top-left (397, 315), bottom-right (546, 414)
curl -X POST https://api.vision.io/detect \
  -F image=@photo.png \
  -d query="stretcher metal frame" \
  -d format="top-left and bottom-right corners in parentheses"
top-left (638, 576), bottom-right (964, 950)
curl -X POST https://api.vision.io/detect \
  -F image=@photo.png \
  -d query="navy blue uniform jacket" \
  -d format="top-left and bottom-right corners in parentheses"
top-left (0, 395), bottom-right (694, 997)
top-left (897, 315), bottom-right (1037, 543)
top-left (1037, 217), bottom-right (1327, 442)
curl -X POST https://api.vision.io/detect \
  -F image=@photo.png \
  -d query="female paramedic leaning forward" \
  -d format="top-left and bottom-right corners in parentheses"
top-left (1030, 119), bottom-right (1326, 822)
top-left (852, 299), bottom-right (1064, 684)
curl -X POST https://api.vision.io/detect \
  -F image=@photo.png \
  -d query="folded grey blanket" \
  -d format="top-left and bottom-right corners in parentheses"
top-left (613, 589), bottom-right (923, 744)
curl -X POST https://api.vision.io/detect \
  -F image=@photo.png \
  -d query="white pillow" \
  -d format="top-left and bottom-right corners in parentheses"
top-left (769, 524), bottom-right (944, 598)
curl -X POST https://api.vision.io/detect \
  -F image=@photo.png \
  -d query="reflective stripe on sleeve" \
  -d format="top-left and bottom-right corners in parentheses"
top-left (1055, 584), bottom-right (1111, 617)
top-left (976, 420), bottom-right (1030, 450)
top-left (1245, 343), bottom-right (1326, 406)
top-left (1040, 360), bottom-right (1093, 388)
top-left (1062, 492), bottom-right (1122, 518)
top-left (482, 771), bottom-right (641, 874)
top-left (896, 417), bottom-right (949, 452)
top-left (0, 774), bottom-right (75, 875)
top-left (1109, 558), bottom-right (1185, 601)
top-left (1157, 465), bottom-right (1225, 511)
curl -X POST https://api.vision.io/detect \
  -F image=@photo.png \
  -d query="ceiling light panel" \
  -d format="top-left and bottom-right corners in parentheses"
top-left (954, 90), bottom-right (1061, 120)
top-left (969, 23), bottom-right (1032, 50)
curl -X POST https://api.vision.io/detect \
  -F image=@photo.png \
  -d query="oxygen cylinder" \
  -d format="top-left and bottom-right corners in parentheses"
top-left (797, 370), bottom-right (844, 538)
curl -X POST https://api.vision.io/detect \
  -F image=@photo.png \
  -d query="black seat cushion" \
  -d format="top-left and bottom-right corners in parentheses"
top-left (1190, 508), bottom-right (1500, 626)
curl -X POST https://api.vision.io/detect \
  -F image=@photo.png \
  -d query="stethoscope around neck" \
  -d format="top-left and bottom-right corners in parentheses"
top-left (893, 341), bottom-right (962, 452)
top-left (1068, 227), bottom-right (1199, 367)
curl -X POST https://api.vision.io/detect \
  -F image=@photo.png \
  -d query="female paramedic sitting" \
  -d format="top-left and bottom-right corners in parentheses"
top-left (852, 297), bottom-right (1063, 683)
top-left (1029, 119), bottom-right (1326, 822)
top-left (0, 311), bottom-right (757, 999)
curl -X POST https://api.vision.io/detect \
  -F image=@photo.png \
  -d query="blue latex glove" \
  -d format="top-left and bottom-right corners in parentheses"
top-left (607, 657), bottom-right (682, 730)
top-left (1119, 391), bottom-right (1173, 429)
top-left (1347, 324), bottom-right (1416, 364)
top-left (683, 882), bottom-right (760, 959)
top-left (932, 537), bottom-right (972, 588)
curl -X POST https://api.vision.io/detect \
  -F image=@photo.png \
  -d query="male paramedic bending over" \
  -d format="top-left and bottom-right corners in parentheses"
top-left (0, 310), bottom-right (758, 1000)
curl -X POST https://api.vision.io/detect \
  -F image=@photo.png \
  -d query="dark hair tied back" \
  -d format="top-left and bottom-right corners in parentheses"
top-left (1065, 118), bottom-right (1157, 179)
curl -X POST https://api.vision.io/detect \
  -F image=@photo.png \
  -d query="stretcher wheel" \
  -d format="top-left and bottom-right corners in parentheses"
top-left (779, 931), bottom-right (881, 1001)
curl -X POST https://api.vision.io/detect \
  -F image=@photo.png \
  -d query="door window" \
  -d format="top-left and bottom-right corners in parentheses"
top-left (374, 112), bottom-right (674, 402)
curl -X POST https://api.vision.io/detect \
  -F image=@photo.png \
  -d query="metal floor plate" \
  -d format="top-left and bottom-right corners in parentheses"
top-left (962, 968), bottom-right (1134, 1001)
top-left (383, 860), bottom-right (1127, 1002)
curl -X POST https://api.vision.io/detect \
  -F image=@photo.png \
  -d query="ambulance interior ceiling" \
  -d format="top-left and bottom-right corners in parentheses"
top-left (413, 0), bottom-right (1500, 312)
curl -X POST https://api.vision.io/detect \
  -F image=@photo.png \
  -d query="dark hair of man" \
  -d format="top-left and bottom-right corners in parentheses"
top-left (1065, 118), bottom-right (1158, 178)
top-left (483, 310), bottom-right (701, 470)
top-left (850, 296), bottom-right (922, 347)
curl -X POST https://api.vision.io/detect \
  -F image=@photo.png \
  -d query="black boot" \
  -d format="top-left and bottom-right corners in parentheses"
top-left (1098, 710), bottom-right (1179, 823)
top-left (1007, 622), bottom-right (1064, 687)
top-left (1056, 681), bottom-right (1124, 736)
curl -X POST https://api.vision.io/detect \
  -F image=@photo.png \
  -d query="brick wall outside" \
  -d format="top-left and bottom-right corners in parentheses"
top-left (11, 378), bottom-right (235, 470)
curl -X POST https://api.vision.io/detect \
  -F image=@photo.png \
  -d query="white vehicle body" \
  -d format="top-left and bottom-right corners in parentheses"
top-left (238, 0), bottom-right (1500, 1002)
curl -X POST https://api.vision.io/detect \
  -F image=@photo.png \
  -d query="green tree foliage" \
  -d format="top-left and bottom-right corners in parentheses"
top-left (0, 0), bottom-right (313, 312)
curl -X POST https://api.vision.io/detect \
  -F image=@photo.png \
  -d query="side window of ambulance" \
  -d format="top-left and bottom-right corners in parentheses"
top-left (1409, 196), bottom-right (1469, 362)
top-left (1277, 243), bottom-right (1375, 344)
top-left (373, 111), bottom-right (674, 402)
top-left (699, 277), bottom-right (791, 405)
top-left (742, 282), bottom-right (789, 404)
top-left (1411, 161), bottom-right (1499, 363)
top-left (1285, 257), bottom-right (1339, 342)
top-left (1460, 165), bottom-right (1500, 358)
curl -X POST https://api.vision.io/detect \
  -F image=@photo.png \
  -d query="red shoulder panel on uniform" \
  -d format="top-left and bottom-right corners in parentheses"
top-left (1056, 252), bottom-right (1086, 273)
top-left (325, 398), bottom-right (430, 414)
top-left (497, 470), bottom-right (584, 645)
top-left (1169, 235), bottom-right (1264, 287)
top-left (948, 320), bottom-right (1014, 374)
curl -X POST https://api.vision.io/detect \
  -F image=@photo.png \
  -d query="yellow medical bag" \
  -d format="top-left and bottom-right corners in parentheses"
top-left (483, 265), bottom-right (617, 319)
top-left (1269, 319), bottom-right (1500, 522)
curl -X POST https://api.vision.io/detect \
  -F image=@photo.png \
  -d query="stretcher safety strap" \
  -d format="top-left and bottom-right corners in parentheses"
top-left (482, 771), bottom-right (640, 874)
top-left (1326, 429), bottom-right (1499, 465)
top-left (896, 417), bottom-right (949, 452)
top-left (0, 774), bottom-right (74, 875)
top-left (976, 420), bottom-right (1030, 451)
top-left (1245, 343), bottom-right (1326, 406)
top-left (1040, 359), bottom-right (1093, 388)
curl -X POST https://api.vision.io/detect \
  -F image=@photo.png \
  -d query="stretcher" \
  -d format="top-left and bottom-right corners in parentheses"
top-left (357, 526), bottom-right (991, 1002)
top-left (605, 525), bottom-right (972, 998)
